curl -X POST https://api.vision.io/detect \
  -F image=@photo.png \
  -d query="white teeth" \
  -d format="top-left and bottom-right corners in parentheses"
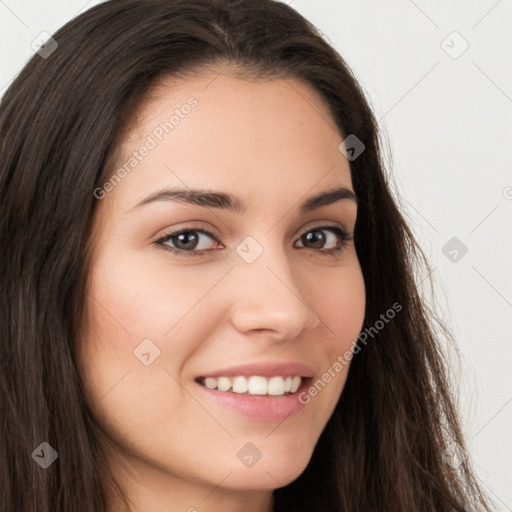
top-left (290, 376), bottom-right (301, 393)
top-left (232, 376), bottom-right (248, 393)
top-left (204, 377), bottom-right (217, 390)
top-left (268, 376), bottom-right (285, 395)
top-left (199, 375), bottom-right (304, 396)
top-left (217, 376), bottom-right (232, 392)
top-left (248, 376), bottom-right (267, 395)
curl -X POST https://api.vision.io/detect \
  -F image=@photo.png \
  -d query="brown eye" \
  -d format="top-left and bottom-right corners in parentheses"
top-left (295, 225), bottom-right (352, 253)
top-left (155, 224), bottom-right (352, 259)
top-left (300, 230), bottom-right (327, 249)
top-left (156, 228), bottom-right (221, 257)
top-left (169, 231), bottom-right (201, 251)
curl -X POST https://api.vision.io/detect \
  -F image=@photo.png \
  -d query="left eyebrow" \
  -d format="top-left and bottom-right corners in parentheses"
top-left (129, 185), bottom-right (357, 215)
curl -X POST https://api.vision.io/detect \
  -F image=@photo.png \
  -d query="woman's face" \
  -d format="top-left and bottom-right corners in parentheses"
top-left (80, 69), bottom-right (365, 508)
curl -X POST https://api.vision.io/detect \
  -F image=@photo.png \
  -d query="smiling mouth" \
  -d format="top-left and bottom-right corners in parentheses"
top-left (195, 375), bottom-right (307, 397)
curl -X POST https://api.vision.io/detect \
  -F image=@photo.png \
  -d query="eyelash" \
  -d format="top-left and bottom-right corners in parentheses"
top-left (154, 224), bottom-right (353, 259)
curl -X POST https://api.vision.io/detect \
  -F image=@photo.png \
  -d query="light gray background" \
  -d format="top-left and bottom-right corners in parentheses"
top-left (1, 0), bottom-right (511, 508)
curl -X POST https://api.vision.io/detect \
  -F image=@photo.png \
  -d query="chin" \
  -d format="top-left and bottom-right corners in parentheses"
top-left (214, 442), bottom-right (314, 491)
top-left (223, 466), bottom-right (308, 491)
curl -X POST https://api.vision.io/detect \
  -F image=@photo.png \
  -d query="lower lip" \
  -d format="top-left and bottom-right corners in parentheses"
top-left (195, 379), bottom-right (311, 420)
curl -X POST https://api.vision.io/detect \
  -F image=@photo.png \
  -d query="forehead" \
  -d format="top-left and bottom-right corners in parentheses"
top-left (103, 70), bottom-right (352, 214)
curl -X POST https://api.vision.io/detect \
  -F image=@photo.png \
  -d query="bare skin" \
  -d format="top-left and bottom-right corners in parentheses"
top-left (79, 67), bottom-right (366, 512)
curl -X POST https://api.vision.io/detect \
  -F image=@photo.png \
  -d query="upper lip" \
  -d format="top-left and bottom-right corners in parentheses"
top-left (198, 361), bottom-right (315, 379)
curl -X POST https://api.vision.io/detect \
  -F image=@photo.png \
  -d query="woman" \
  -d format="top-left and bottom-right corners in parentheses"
top-left (0, 0), bottom-right (494, 510)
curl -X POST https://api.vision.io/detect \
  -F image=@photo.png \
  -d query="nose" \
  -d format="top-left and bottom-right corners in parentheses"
top-left (227, 242), bottom-right (322, 341)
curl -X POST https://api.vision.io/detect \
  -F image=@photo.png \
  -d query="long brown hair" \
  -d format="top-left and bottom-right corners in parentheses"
top-left (0, 0), bottom-right (494, 510)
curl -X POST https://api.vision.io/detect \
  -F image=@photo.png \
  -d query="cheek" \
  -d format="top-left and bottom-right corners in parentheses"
top-left (300, 257), bottom-right (366, 404)
top-left (88, 248), bottom-right (230, 339)
top-left (308, 257), bottom-right (366, 349)
top-left (79, 248), bottom-right (230, 407)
